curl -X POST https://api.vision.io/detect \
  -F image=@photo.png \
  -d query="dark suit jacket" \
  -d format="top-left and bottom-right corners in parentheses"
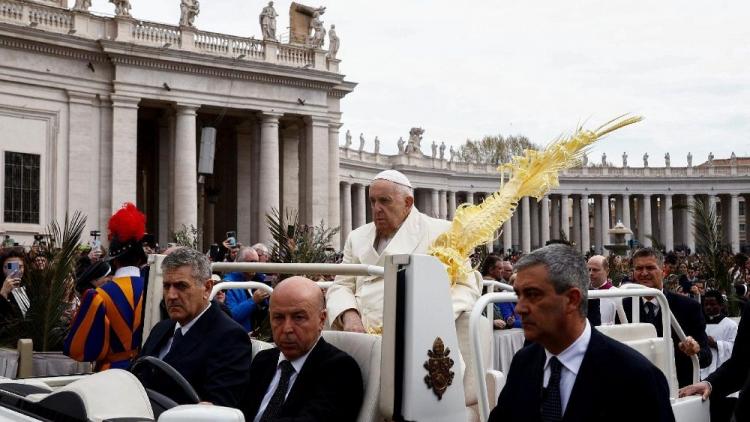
top-left (620, 290), bottom-right (712, 387)
top-left (139, 302), bottom-right (253, 408)
top-left (489, 327), bottom-right (674, 422)
top-left (242, 338), bottom-right (364, 422)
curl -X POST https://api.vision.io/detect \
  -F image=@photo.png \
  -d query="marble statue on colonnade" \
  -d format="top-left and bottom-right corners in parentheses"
top-left (622, 151), bottom-right (628, 167)
top-left (359, 133), bottom-right (365, 152)
top-left (708, 152), bottom-right (714, 166)
top-left (449, 145), bottom-right (455, 162)
top-left (179, 0), bottom-right (200, 27)
top-left (110, 0), bottom-right (131, 17)
top-left (664, 152), bottom-right (671, 167)
top-left (431, 141), bottom-right (438, 158)
top-left (687, 152), bottom-right (693, 167)
top-left (328, 25), bottom-right (340, 59)
top-left (344, 130), bottom-right (352, 149)
top-left (439, 141), bottom-right (446, 160)
top-left (581, 152), bottom-right (588, 166)
top-left (643, 152), bottom-right (649, 167)
top-left (73, 0), bottom-right (91, 12)
top-left (601, 152), bottom-right (607, 166)
top-left (404, 127), bottom-right (425, 155)
top-left (374, 136), bottom-right (380, 154)
top-left (397, 137), bottom-right (405, 154)
top-left (731, 152), bottom-right (737, 166)
top-left (309, 12), bottom-right (326, 48)
top-left (260, 1), bottom-right (278, 41)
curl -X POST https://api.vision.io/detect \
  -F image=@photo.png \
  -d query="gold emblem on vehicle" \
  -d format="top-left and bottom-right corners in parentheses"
top-left (423, 336), bottom-right (454, 400)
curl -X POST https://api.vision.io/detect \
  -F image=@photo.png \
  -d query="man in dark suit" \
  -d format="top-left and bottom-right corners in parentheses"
top-left (680, 301), bottom-right (750, 421)
top-left (489, 244), bottom-right (674, 422)
top-left (242, 276), bottom-right (363, 422)
top-left (138, 247), bottom-right (252, 408)
top-left (620, 247), bottom-right (711, 387)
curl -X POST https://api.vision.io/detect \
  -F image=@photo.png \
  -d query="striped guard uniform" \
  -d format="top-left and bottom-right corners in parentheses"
top-left (64, 275), bottom-right (144, 371)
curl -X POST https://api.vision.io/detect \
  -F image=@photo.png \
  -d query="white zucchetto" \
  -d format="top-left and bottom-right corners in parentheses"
top-left (372, 170), bottom-right (413, 188)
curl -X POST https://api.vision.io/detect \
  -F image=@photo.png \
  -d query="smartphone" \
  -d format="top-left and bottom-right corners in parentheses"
top-left (6, 261), bottom-right (20, 278)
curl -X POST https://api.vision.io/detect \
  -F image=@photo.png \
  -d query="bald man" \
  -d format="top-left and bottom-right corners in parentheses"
top-left (327, 170), bottom-right (480, 333)
top-left (242, 277), bottom-right (363, 422)
top-left (587, 255), bottom-right (617, 325)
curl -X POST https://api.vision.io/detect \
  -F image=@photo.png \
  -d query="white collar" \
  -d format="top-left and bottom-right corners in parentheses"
top-left (113, 266), bottom-right (141, 278)
top-left (544, 320), bottom-right (591, 376)
top-left (175, 302), bottom-right (212, 335)
top-left (277, 336), bottom-right (321, 374)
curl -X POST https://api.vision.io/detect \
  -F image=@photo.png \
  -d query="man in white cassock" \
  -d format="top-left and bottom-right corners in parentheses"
top-left (326, 170), bottom-right (480, 334)
top-left (700, 290), bottom-right (738, 380)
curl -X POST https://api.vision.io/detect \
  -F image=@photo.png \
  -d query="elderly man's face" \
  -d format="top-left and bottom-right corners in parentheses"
top-left (270, 280), bottom-right (326, 360)
top-left (369, 180), bottom-right (413, 237)
top-left (501, 262), bottom-right (513, 282)
top-left (163, 265), bottom-right (212, 325)
top-left (633, 256), bottom-right (664, 291)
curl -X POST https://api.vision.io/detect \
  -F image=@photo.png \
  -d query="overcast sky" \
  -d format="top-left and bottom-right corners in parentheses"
top-left (80, 0), bottom-right (750, 166)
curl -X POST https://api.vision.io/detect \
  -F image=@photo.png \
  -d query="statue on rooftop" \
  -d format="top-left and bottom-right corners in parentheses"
top-left (601, 152), bottom-right (607, 167)
top-left (449, 146), bottom-right (456, 162)
top-left (581, 153), bottom-right (588, 167)
top-left (622, 152), bottom-right (628, 167)
top-left (110, 0), bottom-right (131, 17)
top-left (431, 141), bottom-right (438, 158)
top-left (260, 1), bottom-right (278, 41)
top-left (327, 25), bottom-right (340, 59)
top-left (664, 152), bottom-right (670, 167)
top-left (687, 152), bottom-right (693, 167)
top-left (179, 0), bottom-right (200, 27)
top-left (439, 142), bottom-right (446, 160)
top-left (708, 152), bottom-right (714, 166)
top-left (344, 130), bottom-right (352, 149)
top-left (359, 133), bottom-right (365, 152)
top-left (397, 137), bottom-right (405, 154)
top-left (309, 11), bottom-right (326, 48)
top-left (730, 152), bottom-right (737, 166)
top-left (374, 136), bottom-right (380, 154)
top-left (643, 152), bottom-right (649, 167)
top-left (73, 0), bottom-right (91, 12)
top-left (405, 127), bottom-right (424, 155)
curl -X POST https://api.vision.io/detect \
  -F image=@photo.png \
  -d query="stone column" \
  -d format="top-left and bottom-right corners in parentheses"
top-left (551, 195), bottom-right (561, 240)
top-left (580, 194), bottom-right (590, 253)
top-left (663, 194), bottom-right (674, 251)
top-left (257, 112), bottom-right (283, 244)
top-left (67, 92), bottom-right (99, 234)
top-left (622, 194), bottom-right (631, 241)
top-left (540, 196), bottom-right (550, 246)
top-left (466, 191), bottom-right (474, 205)
top-left (352, 183), bottom-right (366, 229)
top-left (173, 103), bottom-right (200, 231)
top-left (521, 196), bottom-right (531, 253)
top-left (447, 191), bottom-right (456, 220)
top-left (641, 194), bottom-right (653, 247)
top-left (439, 190), bottom-right (448, 219)
top-left (511, 209), bottom-right (520, 248)
top-left (708, 194), bottom-right (717, 216)
top-left (560, 194), bottom-right (570, 239)
top-left (572, 195), bottom-right (581, 248)
top-left (530, 199), bottom-right (539, 249)
top-left (110, 95), bottom-right (140, 215)
top-left (730, 193), bottom-right (740, 252)
top-left (430, 189), bottom-right (439, 218)
top-left (503, 219), bottom-right (512, 253)
top-left (328, 123), bottom-right (342, 237)
top-left (236, 119), bottom-right (254, 245)
top-left (158, 113), bottom-right (174, 245)
top-left (303, 116), bottom-right (330, 226)
top-left (685, 195), bottom-right (696, 253)
top-left (601, 194), bottom-right (610, 249)
top-left (340, 182), bottom-right (352, 248)
top-left (593, 196), bottom-right (602, 253)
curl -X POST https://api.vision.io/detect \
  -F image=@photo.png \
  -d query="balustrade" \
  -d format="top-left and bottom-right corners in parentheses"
top-left (132, 21), bottom-right (181, 46)
top-left (193, 30), bottom-right (264, 60)
top-left (278, 44), bottom-right (313, 66)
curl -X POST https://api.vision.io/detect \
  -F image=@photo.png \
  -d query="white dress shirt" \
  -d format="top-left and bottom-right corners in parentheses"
top-left (253, 337), bottom-right (321, 422)
top-left (543, 320), bottom-right (591, 415)
top-left (641, 296), bottom-right (661, 315)
top-left (113, 265), bottom-right (141, 279)
top-left (157, 302), bottom-right (212, 359)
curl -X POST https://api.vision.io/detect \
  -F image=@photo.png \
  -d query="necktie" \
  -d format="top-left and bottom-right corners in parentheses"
top-left (260, 360), bottom-right (296, 422)
top-left (166, 329), bottom-right (184, 358)
top-left (644, 301), bottom-right (656, 324)
top-left (541, 356), bottom-right (563, 422)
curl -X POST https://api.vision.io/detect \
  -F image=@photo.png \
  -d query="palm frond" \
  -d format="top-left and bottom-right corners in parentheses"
top-left (430, 115), bottom-right (643, 284)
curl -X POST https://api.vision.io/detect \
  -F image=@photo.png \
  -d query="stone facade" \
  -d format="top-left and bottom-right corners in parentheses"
top-left (0, 0), bottom-right (352, 247)
top-left (339, 144), bottom-right (750, 254)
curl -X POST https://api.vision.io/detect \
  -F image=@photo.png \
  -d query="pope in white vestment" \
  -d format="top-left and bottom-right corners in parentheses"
top-left (326, 170), bottom-right (480, 333)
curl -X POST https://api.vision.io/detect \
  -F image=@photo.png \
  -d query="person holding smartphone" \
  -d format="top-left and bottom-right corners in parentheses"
top-left (1, 247), bottom-right (29, 319)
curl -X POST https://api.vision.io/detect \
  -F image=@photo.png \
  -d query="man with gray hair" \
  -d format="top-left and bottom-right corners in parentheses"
top-left (489, 244), bottom-right (674, 421)
top-left (223, 246), bottom-right (269, 332)
top-left (138, 248), bottom-right (252, 407)
top-left (327, 169), bottom-right (479, 333)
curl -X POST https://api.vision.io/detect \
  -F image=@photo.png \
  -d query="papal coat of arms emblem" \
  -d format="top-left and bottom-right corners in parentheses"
top-left (423, 337), bottom-right (455, 400)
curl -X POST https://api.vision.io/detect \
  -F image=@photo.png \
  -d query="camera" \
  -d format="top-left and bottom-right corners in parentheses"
top-left (90, 230), bottom-right (101, 239)
top-left (33, 234), bottom-right (44, 241)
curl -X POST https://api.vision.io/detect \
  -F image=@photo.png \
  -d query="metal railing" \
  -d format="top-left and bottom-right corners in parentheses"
top-left (210, 262), bottom-right (383, 277)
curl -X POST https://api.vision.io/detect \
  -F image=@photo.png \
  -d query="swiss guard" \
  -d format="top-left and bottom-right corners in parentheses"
top-left (64, 203), bottom-right (147, 371)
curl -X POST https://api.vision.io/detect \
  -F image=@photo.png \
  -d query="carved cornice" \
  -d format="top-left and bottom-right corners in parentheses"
top-left (0, 32), bottom-right (107, 63)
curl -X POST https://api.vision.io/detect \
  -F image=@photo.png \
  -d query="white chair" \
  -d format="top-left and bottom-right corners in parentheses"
top-left (455, 312), bottom-right (493, 422)
top-left (321, 331), bottom-right (383, 422)
top-left (250, 339), bottom-right (274, 360)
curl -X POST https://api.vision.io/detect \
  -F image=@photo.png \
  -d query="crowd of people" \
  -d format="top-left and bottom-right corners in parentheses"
top-left (2, 169), bottom-right (750, 421)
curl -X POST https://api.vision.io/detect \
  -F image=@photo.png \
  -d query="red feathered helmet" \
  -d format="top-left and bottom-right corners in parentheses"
top-left (106, 202), bottom-right (147, 264)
